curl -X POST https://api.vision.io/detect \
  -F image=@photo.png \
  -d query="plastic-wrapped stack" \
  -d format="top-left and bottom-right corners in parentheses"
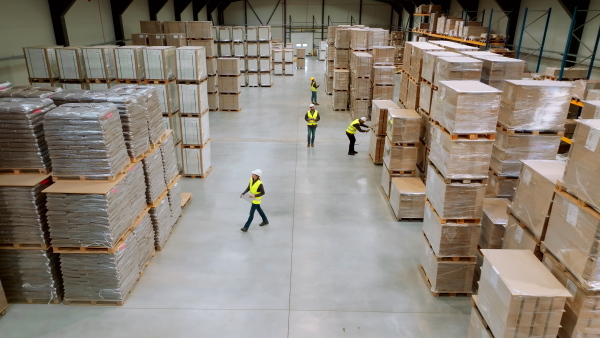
top-left (389, 177), bottom-right (426, 221)
top-left (421, 80), bottom-right (502, 296)
top-left (296, 47), bottom-right (305, 69)
top-left (419, 51), bottom-right (460, 115)
top-left (115, 46), bottom-right (146, 83)
top-left (474, 56), bottom-right (524, 90)
top-left (324, 26), bottom-right (337, 95)
top-left (44, 103), bottom-right (130, 179)
top-left (82, 46), bottom-right (117, 90)
top-left (400, 42), bottom-right (444, 110)
top-left (160, 132), bottom-right (180, 185)
top-left (56, 47), bottom-right (88, 90)
top-left (372, 46), bottom-right (396, 101)
top-left (333, 26), bottom-right (351, 110)
top-left (150, 192), bottom-right (173, 250)
top-left (143, 147), bottom-right (167, 204)
top-left (369, 100), bottom-right (399, 165)
top-left (23, 46), bottom-right (60, 87)
top-left (474, 198), bottom-right (510, 287)
top-left (143, 46), bottom-right (178, 115)
top-left (349, 51), bottom-right (372, 119)
top-left (470, 250), bottom-right (571, 338)
top-left (433, 56), bottom-right (483, 87)
top-left (0, 98), bottom-right (55, 171)
top-left (0, 85), bottom-right (62, 99)
top-left (216, 57), bottom-right (241, 111)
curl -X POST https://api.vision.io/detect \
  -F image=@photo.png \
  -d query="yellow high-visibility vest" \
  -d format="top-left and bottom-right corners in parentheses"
top-left (307, 110), bottom-right (318, 126)
top-left (346, 119), bottom-right (360, 134)
top-left (249, 178), bottom-right (263, 204)
top-left (311, 81), bottom-right (318, 92)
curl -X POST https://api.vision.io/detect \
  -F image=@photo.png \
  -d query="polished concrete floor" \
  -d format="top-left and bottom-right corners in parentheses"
top-left (0, 58), bottom-right (471, 337)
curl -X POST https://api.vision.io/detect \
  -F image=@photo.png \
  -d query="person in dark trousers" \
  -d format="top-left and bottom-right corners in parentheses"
top-left (240, 169), bottom-right (269, 232)
top-left (305, 103), bottom-right (320, 147)
top-left (310, 77), bottom-right (319, 105)
top-left (345, 117), bottom-right (370, 155)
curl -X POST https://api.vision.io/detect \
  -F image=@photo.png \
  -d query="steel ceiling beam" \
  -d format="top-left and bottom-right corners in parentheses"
top-left (206, 0), bottom-right (224, 22)
top-left (47, 0), bottom-right (76, 46)
top-left (174, 0), bottom-right (193, 21)
top-left (149, 0), bottom-right (169, 20)
top-left (192, 0), bottom-right (210, 21)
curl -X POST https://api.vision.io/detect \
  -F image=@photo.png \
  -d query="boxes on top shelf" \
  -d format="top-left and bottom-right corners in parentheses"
top-left (115, 46), bottom-right (146, 80)
top-left (176, 46), bottom-right (207, 81)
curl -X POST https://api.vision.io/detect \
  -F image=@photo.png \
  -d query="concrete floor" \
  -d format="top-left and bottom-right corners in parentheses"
top-left (0, 58), bottom-right (471, 337)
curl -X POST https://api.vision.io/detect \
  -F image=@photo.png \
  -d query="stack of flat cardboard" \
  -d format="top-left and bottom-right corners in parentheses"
top-left (369, 100), bottom-right (398, 165)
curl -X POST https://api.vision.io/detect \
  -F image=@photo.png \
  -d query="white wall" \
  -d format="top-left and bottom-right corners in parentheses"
top-left (157, 0), bottom-right (175, 21)
top-left (123, 0), bottom-right (150, 39)
top-left (65, 0), bottom-right (115, 46)
top-left (181, 2), bottom-right (194, 21)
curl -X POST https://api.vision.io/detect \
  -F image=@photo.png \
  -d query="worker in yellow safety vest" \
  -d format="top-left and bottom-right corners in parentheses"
top-left (305, 103), bottom-right (320, 147)
top-left (310, 77), bottom-right (319, 105)
top-left (239, 169), bottom-right (269, 232)
top-left (345, 117), bottom-right (370, 155)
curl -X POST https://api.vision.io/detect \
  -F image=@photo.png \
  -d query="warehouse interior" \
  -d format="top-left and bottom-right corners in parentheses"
top-left (1, 0), bottom-right (600, 337)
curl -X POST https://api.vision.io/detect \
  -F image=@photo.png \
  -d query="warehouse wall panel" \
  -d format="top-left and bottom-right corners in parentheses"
top-left (65, 0), bottom-right (115, 46)
top-left (123, 0), bottom-right (151, 40)
top-left (181, 2), bottom-right (194, 21)
top-left (157, 0), bottom-right (176, 21)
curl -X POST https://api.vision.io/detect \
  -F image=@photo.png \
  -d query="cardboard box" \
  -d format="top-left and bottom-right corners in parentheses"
top-left (372, 46), bottom-right (395, 64)
top-left (144, 46), bottom-right (176, 80)
top-left (165, 33), bottom-right (186, 47)
top-left (502, 215), bottom-right (542, 259)
top-left (218, 26), bottom-right (232, 41)
top-left (372, 66), bottom-right (394, 85)
top-left (332, 68), bottom-right (349, 91)
top-left (131, 34), bottom-right (149, 45)
top-left (140, 21), bottom-right (163, 34)
top-left (162, 111), bottom-right (182, 144)
top-left (389, 177), bottom-right (425, 220)
top-left (115, 46), bottom-right (145, 80)
top-left (421, 235), bottom-right (476, 292)
top-left (284, 49), bottom-right (293, 63)
top-left (369, 132), bottom-right (385, 164)
top-left (421, 51), bottom-right (461, 84)
top-left (434, 56), bottom-right (483, 87)
top-left (186, 21), bottom-right (212, 39)
top-left (334, 28), bottom-right (351, 49)
top-left (179, 82), bottom-right (209, 115)
top-left (258, 26), bottom-right (271, 41)
top-left (386, 108), bottom-right (420, 144)
top-left (479, 56), bottom-right (525, 90)
top-left (334, 48), bottom-right (350, 69)
top-left (383, 137), bottom-right (418, 171)
top-left (232, 26), bottom-right (245, 41)
top-left (324, 74), bottom-right (333, 94)
top-left (284, 63), bottom-right (293, 75)
top-left (259, 43), bottom-right (270, 57)
top-left (351, 77), bottom-right (372, 99)
top-left (477, 250), bottom-right (571, 338)
top-left (405, 78), bottom-right (420, 110)
top-left (183, 142), bottom-right (211, 175)
top-left (149, 81), bottom-right (178, 114)
top-left (176, 47), bottom-right (207, 81)
top-left (205, 57), bottom-right (217, 75)
top-left (247, 73), bottom-right (258, 86)
top-left (350, 99), bottom-right (369, 120)
top-left (246, 57), bottom-right (258, 72)
top-left (206, 75), bottom-right (217, 93)
top-left (545, 67), bottom-right (587, 78)
top-left (510, 160), bottom-right (565, 240)
top-left (244, 26), bottom-right (257, 41)
top-left (381, 163), bottom-right (414, 198)
top-left (56, 47), bottom-right (86, 80)
top-left (350, 29), bottom-right (368, 50)
top-left (468, 304), bottom-right (494, 338)
top-left (189, 39), bottom-right (216, 58)
top-left (419, 82), bottom-right (433, 114)
top-left (181, 113), bottom-right (209, 145)
top-left (430, 80), bottom-right (502, 134)
top-left (218, 93), bottom-right (240, 111)
top-left (425, 165), bottom-right (486, 219)
top-left (219, 42), bottom-right (233, 57)
top-left (296, 58), bottom-right (305, 68)
top-left (259, 72), bottom-right (272, 87)
top-left (332, 90), bottom-right (348, 110)
top-left (274, 63), bottom-right (283, 75)
top-left (218, 75), bottom-right (241, 93)
top-left (581, 100), bottom-right (600, 119)
top-left (428, 123), bottom-right (494, 180)
top-left (217, 57), bottom-right (241, 75)
top-left (371, 100), bottom-right (399, 135)
top-left (246, 42), bottom-right (258, 57)
top-left (480, 198), bottom-right (510, 249)
top-left (422, 200), bottom-right (481, 257)
top-left (485, 172), bottom-right (517, 200)
top-left (372, 85), bottom-right (394, 100)
top-left (149, 34), bottom-right (166, 46)
top-left (208, 92), bottom-right (218, 110)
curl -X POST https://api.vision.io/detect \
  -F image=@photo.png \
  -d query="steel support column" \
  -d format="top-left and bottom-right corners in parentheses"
top-left (206, 0), bottom-right (224, 22)
top-left (495, 0), bottom-right (520, 47)
top-left (47, 0), bottom-right (76, 46)
top-left (149, 0), bottom-right (169, 20)
top-left (192, 0), bottom-right (210, 21)
top-left (321, 0), bottom-right (325, 40)
top-left (175, 0), bottom-right (193, 21)
top-left (359, 0), bottom-right (362, 25)
top-left (110, 0), bottom-right (135, 44)
top-left (558, 0), bottom-right (591, 67)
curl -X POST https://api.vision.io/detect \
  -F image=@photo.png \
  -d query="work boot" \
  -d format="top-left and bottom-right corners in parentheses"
top-left (348, 152), bottom-right (356, 155)
top-left (311, 144), bottom-right (314, 147)
top-left (259, 221), bottom-right (269, 226)
top-left (240, 227), bottom-right (248, 232)
top-left (315, 102), bottom-right (320, 105)
top-left (307, 143), bottom-right (310, 147)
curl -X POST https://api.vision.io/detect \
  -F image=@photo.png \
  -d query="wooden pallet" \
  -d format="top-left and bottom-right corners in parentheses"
top-left (396, 217), bottom-right (423, 222)
top-left (220, 108), bottom-right (242, 112)
top-left (29, 78), bottom-right (59, 83)
top-left (419, 265), bottom-right (472, 297)
top-left (544, 76), bottom-right (585, 81)
top-left (116, 79), bottom-right (144, 84)
top-left (176, 78), bottom-right (207, 85)
top-left (181, 192), bottom-right (192, 208)
top-left (0, 168), bottom-right (50, 175)
top-left (186, 38), bottom-right (213, 41)
top-left (431, 120), bottom-right (496, 140)
top-left (53, 162), bottom-right (134, 182)
top-left (10, 297), bottom-right (62, 305)
top-left (144, 79), bottom-right (176, 84)
top-left (209, 108), bottom-right (219, 111)
top-left (59, 79), bottom-right (86, 84)
top-left (425, 199), bottom-right (482, 225)
top-left (0, 243), bottom-right (50, 250)
top-left (387, 169), bottom-right (415, 175)
top-left (418, 107), bottom-right (430, 117)
top-left (555, 183), bottom-right (600, 217)
top-left (85, 78), bottom-right (116, 84)
top-left (183, 166), bottom-right (212, 179)
top-left (497, 122), bottom-right (565, 136)
top-left (65, 299), bottom-right (124, 306)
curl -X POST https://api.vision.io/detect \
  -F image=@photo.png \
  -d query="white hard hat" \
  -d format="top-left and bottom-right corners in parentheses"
top-left (360, 117), bottom-right (367, 121)
top-left (252, 169), bottom-right (262, 176)
top-left (309, 104), bottom-right (315, 108)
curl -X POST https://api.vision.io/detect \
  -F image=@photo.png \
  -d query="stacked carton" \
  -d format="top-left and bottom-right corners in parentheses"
top-left (115, 46), bottom-right (146, 85)
top-left (469, 250), bottom-right (571, 338)
top-left (333, 27), bottom-right (351, 110)
top-left (324, 28), bottom-right (337, 95)
top-left (400, 42), bottom-right (444, 110)
top-left (23, 46), bottom-right (61, 87)
top-left (283, 48), bottom-right (294, 75)
top-left (296, 47), bottom-right (305, 69)
top-left (422, 80), bottom-right (502, 296)
top-left (273, 49), bottom-right (283, 76)
top-left (349, 51), bottom-right (372, 119)
top-left (186, 22), bottom-right (219, 110)
top-left (217, 58), bottom-right (241, 112)
top-left (143, 46), bottom-right (178, 117)
top-left (371, 46), bottom-right (395, 101)
top-left (56, 47), bottom-right (88, 89)
top-left (475, 198), bottom-right (510, 287)
top-left (81, 46), bottom-right (117, 90)
top-left (490, 80), bottom-right (571, 200)
top-left (369, 100), bottom-right (398, 165)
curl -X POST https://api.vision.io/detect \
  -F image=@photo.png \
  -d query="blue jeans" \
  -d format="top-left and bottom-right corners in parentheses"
top-left (243, 203), bottom-right (267, 229)
top-left (307, 126), bottom-right (316, 144)
top-left (311, 91), bottom-right (317, 103)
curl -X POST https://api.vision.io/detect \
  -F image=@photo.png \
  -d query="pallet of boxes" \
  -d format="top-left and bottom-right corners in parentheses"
top-left (187, 21), bottom-right (219, 111)
top-left (273, 47), bottom-right (283, 76)
top-left (283, 47), bottom-right (294, 75)
top-left (333, 26), bottom-right (351, 111)
top-left (258, 26), bottom-right (273, 79)
top-left (371, 46), bottom-right (396, 102)
top-left (23, 46), bottom-right (61, 88)
top-left (324, 26), bottom-right (337, 95)
top-left (400, 42), bottom-right (445, 110)
top-left (177, 45), bottom-right (212, 179)
top-left (296, 47), bottom-right (305, 69)
top-left (369, 100), bottom-right (399, 165)
top-left (217, 57), bottom-right (241, 112)
top-left (231, 26), bottom-right (246, 87)
top-left (245, 26), bottom-right (272, 87)
top-left (349, 49), bottom-right (372, 119)
top-left (55, 46), bottom-right (88, 89)
top-left (421, 80), bottom-right (502, 297)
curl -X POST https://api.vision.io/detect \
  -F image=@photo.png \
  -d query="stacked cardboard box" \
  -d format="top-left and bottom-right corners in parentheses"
top-left (400, 42), bottom-right (444, 110)
top-left (273, 49), bottom-right (283, 75)
top-left (419, 51), bottom-right (461, 116)
top-left (433, 56), bottom-right (482, 87)
top-left (475, 198), bottom-right (510, 284)
top-left (369, 100), bottom-right (399, 165)
top-left (476, 56), bottom-right (525, 90)
top-left (389, 177), bottom-right (426, 221)
top-left (216, 58), bottom-right (241, 112)
top-left (81, 46), bottom-right (117, 89)
top-left (115, 46), bottom-right (146, 84)
top-left (349, 52), bottom-right (372, 119)
top-left (296, 47), bottom-right (305, 69)
top-left (283, 48), bottom-right (294, 75)
top-left (23, 46), bottom-right (61, 87)
top-left (470, 250), bottom-right (571, 338)
top-left (56, 47), bottom-right (88, 89)
top-left (332, 27), bottom-right (351, 110)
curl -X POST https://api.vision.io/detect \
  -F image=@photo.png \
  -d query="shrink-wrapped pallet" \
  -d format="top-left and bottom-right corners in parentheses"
top-left (189, 39), bottom-right (216, 58)
top-left (163, 21), bottom-right (185, 34)
top-left (206, 75), bottom-right (217, 93)
top-left (233, 42), bottom-right (245, 57)
top-left (218, 75), bottom-right (242, 93)
top-left (218, 26), bottom-right (232, 41)
top-left (259, 72), bottom-right (272, 87)
top-left (151, 192), bottom-right (173, 249)
top-left (159, 133), bottom-right (179, 185)
top-left (325, 60), bottom-right (334, 77)
top-left (485, 172), bottom-right (517, 200)
top-left (247, 57), bottom-right (258, 72)
top-left (246, 42), bottom-right (258, 57)
top-left (0, 249), bottom-right (62, 303)
top-left (183, 142), bottom-right (211, 176)
top-left (23, 46), bottom-right (61, 79)
top-left (425, 165), bottom-right (486, 219)
top-left (246, 26), bottom-right (258, 41)
top-left (479, 198), bottom-right (509, 249)
top-left (258, 26), bottom-right (271, 41)
top-left (115, 46), bottom-right (146, 80)
top-left (350, 99), bottom-right (369, 120)
top-left (333, 69), bottom-right (349, 90)
top-left (421, 51), bottom-right (461, 84)
top-left (372, 66), bottom-right (394, 85)
top-left (219, 42), bottom-right (233, 57)
top-left (350, 29), bottom-right (368, 50)
top-left (162, 111), bottom-right (181, 144)
top-left (433, 56), bottom-right (483, 87)
top-left (186, 21), bottom-right (212, 39)
top-left (217, 57), bottom-right (241, 75)
top-left (149, 34), bottom-right (166, 46)
top-left (351, 77), bottom-right (372, 99)
top-left (420, 235), bottom-right (476, 292)
top-left (372, 46), bottom-right (395, 64)
top-left (167, 176), bottom-right (182, 217)
top-left (232, 26), bottom-right (245, 41)
top-left (179, 82), bottom-right (209, 115)
top-left (562, 120), bottom-right (600, 212)
top-left (0, 98), bottom-right (55, 170)
top-left (0, 86), bottom-right (62, 99)
top-left (205, 57), bottom-right (217, 76)
top-left (502, 215), bottom-right (541, 258)
top-left (283, 49), bottom-right (293, 63)
top-left (389, 177), bottom-right (425, 220)
top-left (386, 108), bottom-right (420, 144)
top-left (419, 82), bottom-right (433, 113)
top-left (143, 146), bottom-right (167, 204)
top-left (327, 26), bottom-right (338, 44)
top-left (143, 46), bottom-right (176, 80)
top-left (479, 56), bottom-right (525, 90)
top-left (81, 46), bottom-right (117, 79)
top-left (350, 51), bottom-right (372, 77)
top-left (165, 33), bottom-right (186, 47)
top-left (498, 80), bottom-right (572, 131)
top-left (334, 28), bottom-right (350, 49)
top-left (326, 45), bottom-right (335, 61)
top-left (332, 90), bottom-right (348, 110)
top-left (208, 92), bottom-right (218, 110)
top-left (510, 160), bottom-right (565, 240)
top-left (182, 113), bottom-right (210, 146)
top-left (176, 46), bottom-right (207, 81)
top-left (431, 80), bottom-right (502, 134)
top-left (272, 50), bottom-right (283, 63)
top-left (324, 74), bottom-right (333, 94)
top-left (219, 93), bottom-right (240, 110)
top-left (369, 132), bottom-right (385, 163)
top-left (367, 28), bottom-right (389, 48)
top-left (148, 81), bottom-right (179, 114)
top-left (57, 47), bottom-right (86, 80)
top-left (468, 305), bottom-right (494, 338)
top-left (334, 48), bottom-right (350, 69)
top-left (44, 102), bottom-right (130, 178)
top-left (423, 201), bottom-right (481, 257)
top-left (476, 250), bottom-right (571, 338)
top-left (429, 124), bottom-right (494, 179)
top-left (371, 100), bottom-right (399, 135)
top-left (383, 137), bottom-right (417, 171)
top-left (372, 85), bottom-right (394, 100)
top-left (259, 43), bottom-right (270, 57)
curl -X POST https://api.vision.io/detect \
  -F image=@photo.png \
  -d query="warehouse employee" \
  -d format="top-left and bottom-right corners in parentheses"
top-left (310, 77), bottom-right (320, 105)
top-left (240, 169), bottom-right (269, 232)
top-left (346, 117), bottom-right (370, 155)
top-left (305, 104), bottom-right (320, 147)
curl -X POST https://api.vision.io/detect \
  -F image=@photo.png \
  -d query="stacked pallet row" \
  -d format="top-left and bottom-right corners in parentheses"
top-left (488, 81), bottom-right (571, 200)
top-left (332, 26), bottom-right (351, 110)
top-left (217, 57), bottom-right (241, 112)
top-left (349, 50), bottom-right (372, 119)
top-left (324, 26), bottom-right (337, 95)
top-left (371, 46), bottom-right (396, 102)
top-left (541, 119), bottom-right (600, 337)
top-left (296, 47), bottom-right (305, 69)
top-left (388, 31), bottom-right (404, 71)
top-left (468, 250), bottom-right (572, 338)
top-left (136, 21), bottom-right (187, 48)
top-left (273, 47), bottom-right (293, 76)
top-left (0, 96), bottom-right (63, 305)
top-left (421, 80), bottom-right (502, 297)
top-left (399, 42), bottom-right (444, 111)
top-left (187, 22), bottom-right (219, 111)
top-left (245, 26), bottom-right (273, 87)
top-left (176, 46), bottom-right (212, 179)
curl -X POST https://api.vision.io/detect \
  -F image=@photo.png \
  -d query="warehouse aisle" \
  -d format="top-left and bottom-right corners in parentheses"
top-left (0, 59), bottom-right (471, 338)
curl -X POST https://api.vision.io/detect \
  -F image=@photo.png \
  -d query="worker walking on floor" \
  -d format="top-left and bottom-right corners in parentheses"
top-left (346, 117), bottom-right (370, 155)
top-left (305, 103), bottom-right (320, 147)
top-left (239, 169), bottom-right (269, 232)
top-left (310, 77), bottom-right (319, 105)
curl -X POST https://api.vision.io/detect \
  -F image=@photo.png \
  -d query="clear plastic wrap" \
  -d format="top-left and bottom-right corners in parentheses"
top-left (81, 46), bottom-right (117, 79)
top-left (477, 250), bottom-right (571, 338)
top-left (182, 142), bottom-right (211, 176)
top-left (350, 51), bottom-right (372, 77)
top-left (371, 100), bottom-right (399, 135)
top-left (545, 190), bottom-right (600, 291)
top-left (349, 29), bottom-right (368, 50)
top-left (0, 249), bottom-right (62, 304)
top-left (425, 165), bottom-right (486, 219)
top-left (0, 85), bottom-right (62, 99)
top-left (421, 51), bottom-right (461, 84)
top-left (430, 80), bottom-right (502, 134)
top-left (259, 42), bottom-right (270, 57)
top-left (332, 90), bottom-right (348, 110)
top-left (258, 26), bottom-right (271, 41)
top-left (498, 80), bottom-right (572, 131)
top-left (372, 85), bottom-right (394, 101)
top-left (216, 57), bottom-right (241, 75)
top-left (367, 28), bottom-right (388, 48)
top-left (372, 66), bottom-right (394, 85)
top-left (327, 26), bottom-right (338, 44)
top-left (143, 46), bottom-right (176, 81)
top-left (369, 133), bottom-right (385, 163)
top-left (233, 42), bottom-right (245, 57)
top-left (23, 46), bottom-right (60, 79)
top-left (162, 111), bottom-right (182, 144)
top-left (46, 163), bottom-right (147, 248)
top-left (478, 56), bottom-right (525, 90)
top-left (562, 120), bottom-right (600, 212)
top-left (186, 21), bottom-right (212, 39)
top-left (422, 200), bottom-right (481, 257)
top-left (334, 28), bottom-right (350, 49)
top-left (111, 85), bottom-right (166, 145)
top-left (115, 46), bottom-right (146, 80)
top-left (0, 97), bottom-right (55, 169)
top-left (272, 50), bottom-right (283, 63)
top-left (218, 26), bottom-right (232, 41)
top-left (485, 171), bottom-right (517, 200)
top-left (389, 177), bottom-right (425, 220)
top-left (325, 59), bottom-right (335, 78)
top-left (479, 198), bottom-right (509, 249)
top-left (182, 113), bottom-right (210, 146)
top-left (143, 147), bottom-right (167, 204)
top-left (0, 175), bottom-right (52, 245)
top-left (544, 67), bottom-right (587, 78)
top-left (371, 46), bottom-right (395, 64)
top-left (350, 99), bottom-right (369, 120)
top-left (428, 124), bottom-right (494, 179)
top-left (510, 160), bottom-right (565, 240)
top-left (176, 46), bottom-right (207, 81)
top-left (179, 82), bottom-right (209, 115)
top-left (150, 192), bottom-right (174, 249)
top-left (247, 57), bottom-right (258, 72)
top-left (386, 108), bottom-right (420, 144)
top-left (160, 133), bottom-right (179, 185)
top-left (406, 78), bottom-right (420, 110)
top-left (502, 215), bottom-right (542, 259)
top-left (383, 138), bottom-right (418, 171)
top-left (57, 47), bottom-right (86, 80)
top-left (420, 234), bottom-right (476, 292)
top-left (219, 42), bottom-right (233, 57)
top-left (60, 211), bottom-right (154, 303)
top-left (326, 45), bottom-right (335, 61)
top-left (333, 48), bottom-right (349, 69)
top-left (44, 102), bottom-right (131, 177)
top-left (245, 42), bottom-right (258, 57)
top-left (350, 77), bottom-right (371, 99)
top-left (419, 82), bottom-right (433, 114)
top-left (168, 176), bottom-right (182, 215)
top-left (433, 56), bottom-right (483, 87)
top-left (245, 26), bottom-right (257, 41)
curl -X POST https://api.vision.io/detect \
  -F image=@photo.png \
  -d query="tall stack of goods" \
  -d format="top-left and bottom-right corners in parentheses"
top-left (283, 48), bottom-right (294, 75)
top-left (177, 46), bottom-right (210, 179)
top-left (349, 51), bottom-right (372, 119)
top-left (468, 250), bottom-right (571, 338)
top-left (0, 98), bottom-right (63, 304)
top-left (115, 46), bottom-right (146, 85)
top-left (246, 26), bottom-right (259, 86)
top-left (369, 100), bottom-right (399, 165)
top-left (230, 26), bottom-right (245, 86)
top-left (217, 58), bottom-right (241, 112)
top-left (333, 26), bottom-right (351, 110)
top-left (258, 26), bottom-right (272, 83)
top-left (23, 46), bottom-right (61, 87)
top-left (474, 198), bottom-right (510, 287)
top-left (56, 47), bottom-right (88, 89)
top-left (144, 46), bottom-right (178, 117)
top-left (162, 21), bottom-right (187, 47)
top-left (218, 26), bottom-right (233, 57)
top-left (542, 119), bottom-right (600, 337)
top-left (400, 42), bottom-right (444, 110)
top-left (422, 80), bottom-right (502, 296)
top-left (371, 46), bottom-right (395, 101)
top-left (273, 48), bottom-right (283, 76)
top-left (318, 40), bottom-right (327, 61)
top-left (324, 26), bottom-right (337, 95)
top-left (82, 46), bottom-right (117, 89)
top-left (389, 31), bottom-right (404, 70)
top-left (490, 80), bottom-right (571, 200)
top-left (186, 22), bottom-right (219, 111)
top-left (456, 51), bottom-right (525, 90)
top-left (296, 47), bottom-right (306, 69)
